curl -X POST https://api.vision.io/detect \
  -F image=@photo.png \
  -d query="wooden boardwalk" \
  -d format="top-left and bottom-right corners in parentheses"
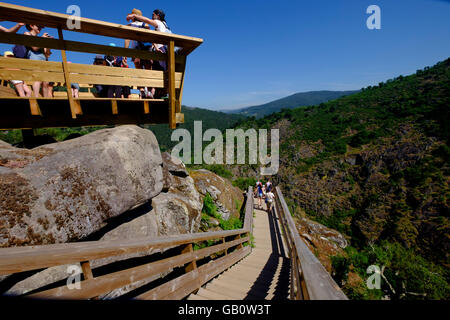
top-left (188, 203), bottom-right (290, 300)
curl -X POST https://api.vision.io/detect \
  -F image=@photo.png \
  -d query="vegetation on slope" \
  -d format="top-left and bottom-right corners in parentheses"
top-left (227, 90), bottom-right (359, 118)
top-left (231, 58), bottom-right (450, 299)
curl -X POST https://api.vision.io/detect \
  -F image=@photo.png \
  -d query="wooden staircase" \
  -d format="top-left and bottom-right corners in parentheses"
top-left (188, 204), bottom-right (290, 300)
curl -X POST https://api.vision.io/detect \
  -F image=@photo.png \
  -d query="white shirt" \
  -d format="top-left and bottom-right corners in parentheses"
top-left (154, 20), bottom-right (170, 50)
top-left (266, 192), bottom-right (275, 202)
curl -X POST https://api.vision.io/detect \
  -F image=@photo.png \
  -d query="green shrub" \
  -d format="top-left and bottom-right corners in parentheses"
top-left (232, 177), bottom-right (257, 191)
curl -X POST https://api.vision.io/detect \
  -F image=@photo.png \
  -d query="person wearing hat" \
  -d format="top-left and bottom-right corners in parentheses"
top-left (124, 8), bottom-right (151, 71)
top-left (3, 51), bottom-right (31, 97)
top-left (126, 8), bottom-right (172, 59)
top-left (126, 9), bottom-right (172, 98)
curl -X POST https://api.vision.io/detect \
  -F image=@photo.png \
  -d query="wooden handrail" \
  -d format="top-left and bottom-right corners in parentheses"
top-left (0, 2), bottom-right (203, 54)
top-left (0, 187), bottom-right (253, 300)
top-left (274, 186), bottom-right (348, 300)
top-left (0, 3), bottom-right (203, 129)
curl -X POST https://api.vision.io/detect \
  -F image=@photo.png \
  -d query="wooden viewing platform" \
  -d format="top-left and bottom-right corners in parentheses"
top-left (0, 2), bottom-right (203, 130)
top-left (0, 187), bottom-right (347, 300)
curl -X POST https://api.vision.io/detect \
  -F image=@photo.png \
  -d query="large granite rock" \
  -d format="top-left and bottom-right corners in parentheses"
top-left (0, 125), bottom-right (163, 247)
top-left (190, 169), bottom-right (244, 220)
top-left (295, 217), bottom-right (348, 272)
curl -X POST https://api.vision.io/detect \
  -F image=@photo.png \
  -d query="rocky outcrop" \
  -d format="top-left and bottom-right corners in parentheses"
top-left (1, 140), bottom-right (204, 297)
top-left (295, 217), bottom-right (348, 272)
top-left (0, 125), bottom-right (163, 247)
top-left (190, 169), bottom-right (244, 220)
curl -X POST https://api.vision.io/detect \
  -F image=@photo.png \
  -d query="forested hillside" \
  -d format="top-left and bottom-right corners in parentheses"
top-left (225, 90), bottom-right (359, 118)
top-left (0, 106), bottom-right (245, 151)
top-left (230, 58), bottom-right (450, 299)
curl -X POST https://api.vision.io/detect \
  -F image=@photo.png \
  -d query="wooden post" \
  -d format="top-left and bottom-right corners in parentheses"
top-left (143, 100), bottom-right (150, 114)
top-left (167, 40), bottom-right (176, 129)
top-left (222, 238), bottom-right (228, 255)
top-left (111, 100), bottom-right (118, 115)
top-left (80, 261), bottom-right (94, 280)
top-left (235, 235), bottom-right (243, 250)
top-left (181, 243), bottom-right (197, 273)
top-left (181, 243), bottom-right (199, 294)
top-left (176, 55), bottom-right (187, 114)
top-left (28, 98), bottom-right (42, 116)
top-left (58, 28), bottom-right (79, 119)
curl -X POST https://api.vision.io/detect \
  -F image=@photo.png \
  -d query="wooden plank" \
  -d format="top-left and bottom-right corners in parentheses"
top-left (29, 99), bottom-right (41, 116)
top-left (0, 69), bottom-right (65, 83)
top-left (275, 187), bottom-right (348, 300)
top-left (244, 186), bottom-right (254, 233)
top-left (69, 74), bottom-right (181, 89)
top-left (176, 56), bottom-right (187, 113)
top-left (0, 3), bottom-right (203, 51)
top-left (80, 261), bottom-right (94, 280)
top-left (0, 33), bottom-right (187, 63)
top-left (28, 237), bottom-right (248, 299)
top-left (68, 63), bottom-right (183, 80)
top-left (111, 100), bottom-right (118, 115)
top-left (58, 28), bottom-right (77, 119)
top-left (135, 246), bottom-right (251, 300)
top-left (181, 244), bottom-right (197, 273)
top-left (0, 84), bottom-right (17, 97)
top-left (168, 40), bottom-right (176, 129)
top-left (73, 99), bottom-right (83, 115)
top-left (175, 113), bottom-right (184, 124)
top-left (0, 56), bottom-right (63, 72)
top-left (0, 228), bottom-right (249, 275)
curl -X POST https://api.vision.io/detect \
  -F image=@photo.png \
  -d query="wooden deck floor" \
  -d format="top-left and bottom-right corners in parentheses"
top-left (187, 202), bottom-right (290, 300)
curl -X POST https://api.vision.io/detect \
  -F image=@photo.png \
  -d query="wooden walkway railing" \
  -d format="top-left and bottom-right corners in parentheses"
top-left (0, 187), bottom-right (253, 300)
top-left (274, 186), bottom-right (348, 300)
top-left (0, 185), bottom-right (348, 300)
top-left (0, 2), bottom-right (203, 129)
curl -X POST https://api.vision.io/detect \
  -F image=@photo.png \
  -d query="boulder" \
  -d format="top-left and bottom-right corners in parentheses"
top-left (2, 141), bottom-right (203, 298)
top-left (295, 217), bottom-right (348, 272)
top-left (190, 169), bottom-right (244, 220)
top-left (0, 125), bottom-right (163, 247)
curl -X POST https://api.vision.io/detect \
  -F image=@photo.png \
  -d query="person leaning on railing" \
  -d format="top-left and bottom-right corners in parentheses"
top-left (126, 8), bottom-right (172, 99)
top-left (0, 21), bottom-right (25, 33)
top-left (24, 24), bottom-right (53, 97)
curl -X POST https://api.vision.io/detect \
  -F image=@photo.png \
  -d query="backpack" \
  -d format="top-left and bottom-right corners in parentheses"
top-left (13, 45), bottom-right (28, 59)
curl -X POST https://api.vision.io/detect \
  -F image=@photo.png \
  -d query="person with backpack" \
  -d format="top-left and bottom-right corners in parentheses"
top-left (266, 180), bottom-right (273, 193)
top-left (255, 181), bottom-right (264, 209)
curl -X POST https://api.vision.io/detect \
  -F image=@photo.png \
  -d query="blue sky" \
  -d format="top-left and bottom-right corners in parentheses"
top-left (1, 0), bottom-right (449, 110)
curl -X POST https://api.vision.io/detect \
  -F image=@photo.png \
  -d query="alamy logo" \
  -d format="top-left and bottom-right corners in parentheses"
top-left (171, 121), bottom-right (279, 175)
top-left (66, 264), bottom-right (82, 290)
top-left (366, 264), bottom-right (382, 289)
top-left (66, 5), bottom-right (81, 30)
top-left (366, 5), bottom-right (381, 30)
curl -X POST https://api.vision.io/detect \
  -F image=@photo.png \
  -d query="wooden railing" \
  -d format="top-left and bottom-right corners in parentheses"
top-left (0, 2), bottom-right (203, 129)
top-left (274, 186), bottom-right (348, 300)
top-left (0, 187), bottom-right (253, 300)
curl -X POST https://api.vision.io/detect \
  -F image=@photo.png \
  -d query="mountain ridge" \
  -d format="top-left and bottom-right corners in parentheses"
top-left (222, 90), bottom-right (359, 118)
